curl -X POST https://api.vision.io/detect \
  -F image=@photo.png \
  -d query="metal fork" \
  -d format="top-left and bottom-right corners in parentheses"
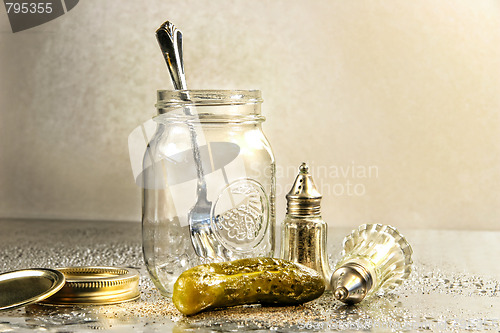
top-left (156, 21), bottom-right (226, 261)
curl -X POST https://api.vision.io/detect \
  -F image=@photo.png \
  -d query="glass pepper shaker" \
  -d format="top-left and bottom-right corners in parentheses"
top-left (280, 163), bottom-right (331, 290)
top-left (142, 90), bottom-right (276, 296)
top-left (330, 224), bottom-right (413, 303)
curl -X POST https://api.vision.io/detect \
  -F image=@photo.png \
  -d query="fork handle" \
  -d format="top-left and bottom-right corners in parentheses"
top-left (156, 21), bottom-right (187, 90)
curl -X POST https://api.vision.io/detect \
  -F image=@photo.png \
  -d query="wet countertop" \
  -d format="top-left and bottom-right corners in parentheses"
top-left (0, 219), bottom-right (499, 332)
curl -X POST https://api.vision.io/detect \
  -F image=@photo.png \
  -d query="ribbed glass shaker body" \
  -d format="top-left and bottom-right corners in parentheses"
top-left (142, 90), bottom-right (276, 296)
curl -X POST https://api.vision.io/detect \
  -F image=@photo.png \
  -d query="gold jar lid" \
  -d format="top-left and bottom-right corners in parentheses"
top-left (0, 268), bottom-right (65, 311)
top-left (42, 266), bottom-right (140, 305)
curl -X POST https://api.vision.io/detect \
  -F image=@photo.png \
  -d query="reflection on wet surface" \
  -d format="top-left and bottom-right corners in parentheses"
top-left (1, 219), bottom-right (499, 332)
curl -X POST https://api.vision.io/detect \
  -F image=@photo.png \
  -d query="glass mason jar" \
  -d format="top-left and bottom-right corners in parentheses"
top-left (142, 90), bottom-right (276, 296)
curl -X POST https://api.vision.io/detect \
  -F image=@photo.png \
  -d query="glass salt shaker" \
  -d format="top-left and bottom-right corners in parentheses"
top-left (142, 90), bottom-right (276, 296)
top-left (280, 163), bottom-right (331, 290)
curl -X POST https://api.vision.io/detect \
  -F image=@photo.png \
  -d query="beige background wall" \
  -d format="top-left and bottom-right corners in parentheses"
top-left (1, 0), bottom-right (499, 230)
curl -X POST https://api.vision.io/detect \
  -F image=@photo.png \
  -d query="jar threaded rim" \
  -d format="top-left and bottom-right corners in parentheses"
top-left (156, 90), bottom-right (262, 109)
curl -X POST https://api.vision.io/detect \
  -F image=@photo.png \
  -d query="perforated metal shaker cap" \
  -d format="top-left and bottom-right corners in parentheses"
top-left (286, 163), bottom-right (322, 216)
top-left (331, 262), bottom-right (374, 304)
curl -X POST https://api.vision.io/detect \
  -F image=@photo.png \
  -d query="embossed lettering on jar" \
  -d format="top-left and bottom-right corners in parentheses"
top-left (142, 90), bottom-right (276, 296)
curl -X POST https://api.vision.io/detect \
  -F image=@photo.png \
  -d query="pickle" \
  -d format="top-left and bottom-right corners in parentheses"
top-left (172, 257), bottom-right (325, 315)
